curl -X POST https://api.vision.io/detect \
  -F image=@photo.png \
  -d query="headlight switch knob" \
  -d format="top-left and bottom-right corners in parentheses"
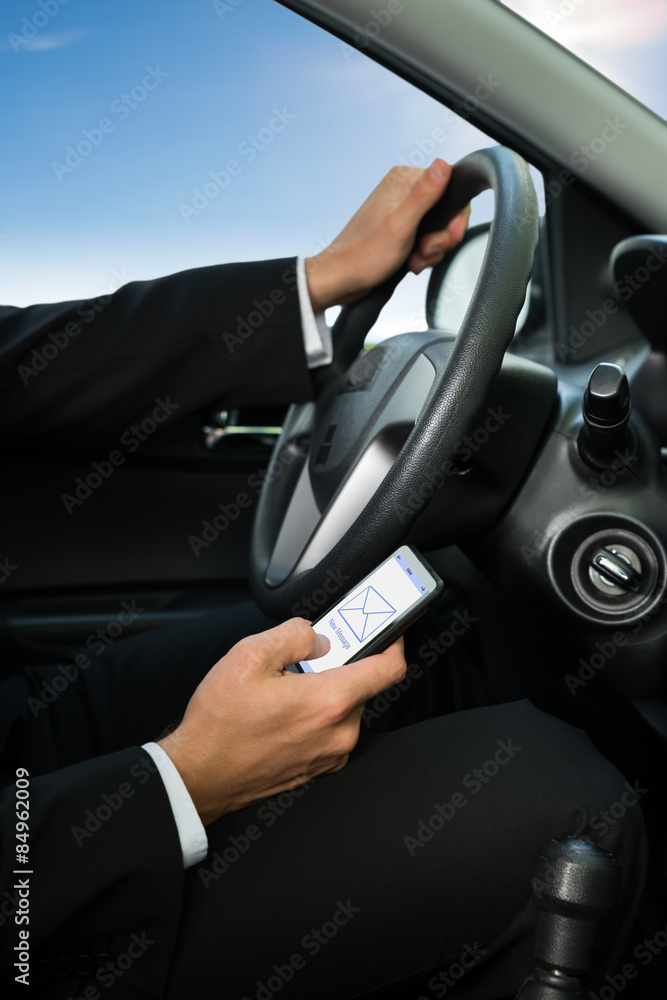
top-left (578, 363), bottom-right (632, 469)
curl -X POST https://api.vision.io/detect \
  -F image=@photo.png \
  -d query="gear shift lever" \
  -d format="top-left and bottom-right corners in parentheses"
top-left (516, 838), bottom-right (620, 1000)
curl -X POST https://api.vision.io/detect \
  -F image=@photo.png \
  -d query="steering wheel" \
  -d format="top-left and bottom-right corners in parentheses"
top-left (250, 147), bottom-right (539, 620)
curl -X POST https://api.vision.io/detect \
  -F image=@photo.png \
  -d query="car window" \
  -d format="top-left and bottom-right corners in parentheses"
top-left (500, 0), bottom-right (667, 119)
top-left (0, 0), bottom-right (544, 343)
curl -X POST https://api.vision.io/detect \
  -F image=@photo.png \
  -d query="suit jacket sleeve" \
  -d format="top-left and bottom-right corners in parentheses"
top-left (0, 257), bottom-right (314, 444)
top-left (1, 747), bottom-right (184, 995)
top-left (0, 257), bottom-right (315, 991)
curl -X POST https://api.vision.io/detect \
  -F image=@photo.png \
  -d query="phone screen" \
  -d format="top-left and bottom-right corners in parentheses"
top-left (298, 548), bottom-right (438, 673)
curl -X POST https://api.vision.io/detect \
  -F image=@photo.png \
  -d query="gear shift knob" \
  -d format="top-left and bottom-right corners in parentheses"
top-left (516, 837), bottom-right (620, 1000)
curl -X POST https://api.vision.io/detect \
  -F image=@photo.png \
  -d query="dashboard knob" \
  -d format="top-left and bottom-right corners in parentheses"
top-left (578, 363), bottom-right (632, 469)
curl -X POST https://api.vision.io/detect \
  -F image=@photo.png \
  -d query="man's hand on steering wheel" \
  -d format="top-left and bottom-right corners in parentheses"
top-left (305, 158), bottom-right (471, 313)
top-left (250, 146), bottom-right (539, 620)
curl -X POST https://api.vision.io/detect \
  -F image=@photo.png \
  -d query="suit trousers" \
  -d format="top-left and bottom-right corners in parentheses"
top-left (4, 601), bottom-right (647, 1000)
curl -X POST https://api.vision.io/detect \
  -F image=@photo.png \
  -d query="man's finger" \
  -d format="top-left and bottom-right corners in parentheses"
top-left (321, 754), bottom-right (350, 775)
top-left (418, 204), bottom-right (471, 258)
top-left (391, 158), bottom-right (453, 235)
top-left (409, 205), bottom-right (471, 274)
top-left (238, 617), bottom-right (330, 675)
top-left (322, 638), bottom-right (407, 707)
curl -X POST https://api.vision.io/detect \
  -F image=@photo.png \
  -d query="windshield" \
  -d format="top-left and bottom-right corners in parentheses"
top-left (0, 0), bottom-right (498, 340)
top-left (501, 0), bottom-right (667, 119)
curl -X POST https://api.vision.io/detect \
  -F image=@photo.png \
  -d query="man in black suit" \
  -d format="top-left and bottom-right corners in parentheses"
top-left (0, 160), bottom-right (646, 999)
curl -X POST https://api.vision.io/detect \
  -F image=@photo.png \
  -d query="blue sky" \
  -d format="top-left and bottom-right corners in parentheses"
top-left (0, 0), bottom-right (486, 329)
top-left (0, 0), bottom-right (663, 336)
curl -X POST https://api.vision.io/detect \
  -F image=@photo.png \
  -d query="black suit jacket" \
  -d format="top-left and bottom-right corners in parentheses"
top-left (0, 258), bottom-right (314, 995)
top-left (0, 257), bottom-right (313, 444)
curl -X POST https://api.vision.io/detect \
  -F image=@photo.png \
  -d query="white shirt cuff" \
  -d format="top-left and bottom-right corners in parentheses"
top-left (142, 742), bottom-right (209, 869)
top-left (296, 257), bottom-right (333, 369)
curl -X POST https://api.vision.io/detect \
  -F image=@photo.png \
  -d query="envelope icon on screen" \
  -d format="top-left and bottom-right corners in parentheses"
top-left (339, 586), bottom-right (396, 643)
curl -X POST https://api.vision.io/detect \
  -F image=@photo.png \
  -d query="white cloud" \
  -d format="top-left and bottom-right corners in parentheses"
top-left (502, 0), bottom-right (667, 107)
top-left (504, 0), bottom-right (667, 48)
top-left (0, 28), bottom-right (92, 54)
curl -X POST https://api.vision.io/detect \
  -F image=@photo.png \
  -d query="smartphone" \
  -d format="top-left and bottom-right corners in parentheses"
top-left (289, 545), bottom-right (443, 673)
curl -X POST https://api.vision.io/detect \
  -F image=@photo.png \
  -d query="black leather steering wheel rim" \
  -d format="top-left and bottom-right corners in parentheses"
top-left (250, 147), bottom-right (539, 619)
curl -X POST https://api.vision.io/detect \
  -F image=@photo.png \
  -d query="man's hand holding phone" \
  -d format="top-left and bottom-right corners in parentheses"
top-left (158, 618), bottom-right (406, 827)
top-left (293, 547), bottom-right (443, 673)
